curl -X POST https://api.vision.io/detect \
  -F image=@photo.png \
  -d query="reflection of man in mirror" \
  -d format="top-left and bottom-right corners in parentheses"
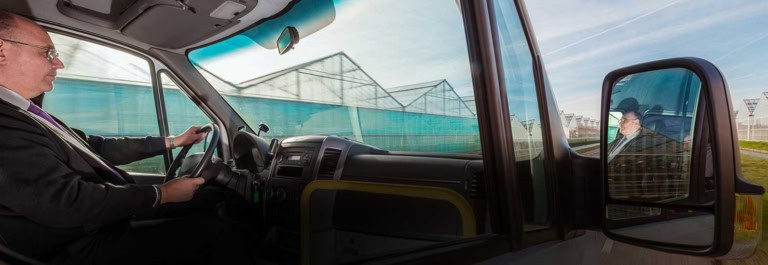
top-left (608, 110), bottom-right (641, 161)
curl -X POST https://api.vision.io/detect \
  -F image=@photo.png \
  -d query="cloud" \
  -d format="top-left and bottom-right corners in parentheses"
top-left (544, 0), bottom-right (684, 56)
top-left (547, 1), bottom-right (768, 70)
top-left (526, 0), bottom-right (674, 44)
top-left (527, 0), bottom-right (768, 119)
top-left (713, 31), bottom-right (768, 62)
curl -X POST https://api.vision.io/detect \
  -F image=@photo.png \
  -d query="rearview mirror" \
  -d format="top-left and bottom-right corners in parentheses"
top-left (600, 58), bottom-right (764, 258)
top-left (277, 26), bottom-right (299, 55)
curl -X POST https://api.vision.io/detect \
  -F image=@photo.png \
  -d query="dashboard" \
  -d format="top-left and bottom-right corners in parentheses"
top-left (230, 132), bottom-right (486, 262)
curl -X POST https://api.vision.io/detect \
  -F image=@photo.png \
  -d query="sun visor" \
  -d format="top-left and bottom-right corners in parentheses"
top-left (122, 5), bottom-right (236, 49)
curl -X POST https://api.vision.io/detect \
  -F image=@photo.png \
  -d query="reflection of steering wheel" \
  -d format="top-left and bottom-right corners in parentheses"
top-left (163, 124), bottom-right (220, 183)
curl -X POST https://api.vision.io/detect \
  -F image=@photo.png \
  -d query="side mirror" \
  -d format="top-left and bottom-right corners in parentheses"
top-left (257, 122), bottom-right (270, 136)
top-left (277, 26), bottom-right (299, 55)
top-left (600, 58), bottom-right (764, 258)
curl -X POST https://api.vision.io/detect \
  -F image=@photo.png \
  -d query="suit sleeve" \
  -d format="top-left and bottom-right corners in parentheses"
top-left (0, 115), bottom-right (157, 228)
top-left (72, 129), bottom-right (166, 166)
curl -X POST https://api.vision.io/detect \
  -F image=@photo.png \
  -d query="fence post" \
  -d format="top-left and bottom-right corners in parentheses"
top-left (748, 115), bottom-right (752, 141)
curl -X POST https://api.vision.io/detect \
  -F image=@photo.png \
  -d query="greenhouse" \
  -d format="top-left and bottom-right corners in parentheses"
top-left (386, 79), bottom-right (475, 117)
top-left (42, 37), bottom-right (603, 155)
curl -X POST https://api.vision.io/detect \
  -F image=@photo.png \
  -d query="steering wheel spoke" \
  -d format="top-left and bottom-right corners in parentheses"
top-left (163, 124), bottom-right (220, 183)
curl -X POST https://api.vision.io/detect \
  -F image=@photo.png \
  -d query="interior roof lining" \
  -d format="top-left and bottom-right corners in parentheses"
top-left (0, 0), bottom-right (292, 54)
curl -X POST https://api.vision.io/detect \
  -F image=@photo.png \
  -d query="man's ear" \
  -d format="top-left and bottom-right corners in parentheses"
top-left (0, 41), bottom-right (8, 65)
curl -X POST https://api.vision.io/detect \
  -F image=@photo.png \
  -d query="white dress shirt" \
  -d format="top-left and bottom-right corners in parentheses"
top-left (608, 130), bottom-right (640, 161)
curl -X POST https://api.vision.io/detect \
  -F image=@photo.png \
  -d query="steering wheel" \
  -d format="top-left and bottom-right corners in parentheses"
top-left (163, 124), bottom-right (220, 183)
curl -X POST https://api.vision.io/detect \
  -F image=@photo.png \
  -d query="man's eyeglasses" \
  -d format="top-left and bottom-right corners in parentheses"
top-left (0, 38), bottom-right (59, 62)
top-left (619, 118), bottom-right (638, 123)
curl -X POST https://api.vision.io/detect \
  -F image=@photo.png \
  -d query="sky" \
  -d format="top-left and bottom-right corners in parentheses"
top-left (191, 0), bottom-right (768, 122)
top-left (524, 0), bottom-right (768, 119)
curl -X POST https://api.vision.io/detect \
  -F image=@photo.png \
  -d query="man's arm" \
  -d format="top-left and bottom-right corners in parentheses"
top-left (74, 126), bottom-right (206, 166)
top-left (0, 115), bottom-right (205, 228)
top-left (82, 133), bottom-right (166, 166)
top-left (0, 116), bottom-right (157, 228)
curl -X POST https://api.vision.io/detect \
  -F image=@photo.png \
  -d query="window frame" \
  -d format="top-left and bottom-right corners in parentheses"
top-left (481, 0), bottom-right (562, 248)
top-left (44, 25), bottom-right (168, 175)
top-left (156, 69), bottom-right (221, 165)
top-left (43, 24), bottom-right (225, 175)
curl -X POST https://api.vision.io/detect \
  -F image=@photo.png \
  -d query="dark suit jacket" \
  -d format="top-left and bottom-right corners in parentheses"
top-left (0, 98), bottom-right (165, 259)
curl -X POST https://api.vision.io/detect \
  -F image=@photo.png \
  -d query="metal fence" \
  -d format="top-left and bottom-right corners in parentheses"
top-left (736, 115), bottom-right (768, 141)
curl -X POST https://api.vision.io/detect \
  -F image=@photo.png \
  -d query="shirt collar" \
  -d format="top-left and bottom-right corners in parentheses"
top-left (0, 85), bottom-right (32, 110)
top-left (624, 129), bottom-right (641, 141)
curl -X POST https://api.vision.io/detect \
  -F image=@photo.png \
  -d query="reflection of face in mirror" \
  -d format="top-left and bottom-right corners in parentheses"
top-left (618, 111), bottom-right (641, 137)
top-left (606, 68), bottom-right (703, 204)
top-left (607, 110), bottom-right (641, 161)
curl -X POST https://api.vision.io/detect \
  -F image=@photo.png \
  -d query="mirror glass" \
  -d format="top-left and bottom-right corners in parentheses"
top-left (606, 68), bottom-right (703, 204)
top-left (605, 67), bottom-right (716, 247)
top-left (277, 26), bottom-right (299, 55)
top-left (606, 204), bottom-right (714, 246)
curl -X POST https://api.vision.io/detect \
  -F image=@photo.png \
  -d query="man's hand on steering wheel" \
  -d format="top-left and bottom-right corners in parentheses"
top-left (159, 176), bottom-right (205, 204)
top-left (166, 126), bottom-right (208, 149)
top-left (164, 124), bottom-right (220, 183)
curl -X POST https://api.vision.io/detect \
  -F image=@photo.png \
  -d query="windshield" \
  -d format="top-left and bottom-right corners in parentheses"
top-left (190, 0), bottom-right (480, 154)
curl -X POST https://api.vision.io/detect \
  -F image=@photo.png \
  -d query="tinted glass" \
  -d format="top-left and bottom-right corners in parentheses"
top-left (493, 0), bottom-right (550, 230)
top-left (190, 0), bottom-right (480, 154)
top-left (160, 73), bottom-right (211, 158)
top-left (607, 68), bottom-right (702, 203)
top-left (45, 33), bottom-right (164, 174)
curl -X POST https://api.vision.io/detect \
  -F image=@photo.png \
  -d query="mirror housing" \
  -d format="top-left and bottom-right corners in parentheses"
top-left (277, 26), bottom-right (299, 55)
top-left (257, 122), bottom-right (270, 136)
top-left (600, 57), bottom-right (764, 257)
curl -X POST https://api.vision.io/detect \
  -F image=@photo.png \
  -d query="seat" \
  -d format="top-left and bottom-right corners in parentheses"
top-left (645, 118), bottom-right (667, 135)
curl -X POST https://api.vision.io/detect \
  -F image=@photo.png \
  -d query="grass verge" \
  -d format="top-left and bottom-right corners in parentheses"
top-left (740, 141), bottom-right (768, 152)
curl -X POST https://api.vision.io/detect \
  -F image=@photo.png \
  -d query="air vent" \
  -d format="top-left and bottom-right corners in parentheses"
top-left (468, 173), bottom-right (485, 199)
top-left (317, 148), bottom-right (342, 179)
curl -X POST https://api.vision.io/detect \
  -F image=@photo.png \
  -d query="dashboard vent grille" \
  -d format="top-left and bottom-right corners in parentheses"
top-left (317, 148), bottom-right (342, 179)
top-left (469, 173), bottom-right (485, 199)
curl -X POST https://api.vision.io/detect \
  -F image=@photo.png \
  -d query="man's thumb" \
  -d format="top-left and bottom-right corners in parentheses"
top-left (192, 177), bottom-right (205, 184)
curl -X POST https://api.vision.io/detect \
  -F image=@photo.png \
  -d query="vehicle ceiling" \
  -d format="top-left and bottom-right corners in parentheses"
top-left (0, 0), bottom-right (294, 53)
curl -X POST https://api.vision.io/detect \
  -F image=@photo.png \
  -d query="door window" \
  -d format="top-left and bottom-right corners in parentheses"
top-left (45, 33), bottom-right (164, 174)
top-left (492, 0), bottom-right (550, 230)
top-left (159, 72), bottom-right (212, 157)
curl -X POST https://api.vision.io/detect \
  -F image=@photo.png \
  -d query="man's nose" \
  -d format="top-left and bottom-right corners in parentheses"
top-left (51, 57), bottom-right (65, 69)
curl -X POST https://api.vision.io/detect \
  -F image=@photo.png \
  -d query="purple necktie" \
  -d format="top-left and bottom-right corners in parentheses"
top-left (28, 103), bottom-right (126, 184)
top-left (27, 103), bottom-right (63, 130)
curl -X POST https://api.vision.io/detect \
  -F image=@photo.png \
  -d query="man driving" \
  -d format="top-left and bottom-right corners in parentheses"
top-left (0, 11), bottom-right (254, 264)
top-left (607, 110), bottom-right (642, 161)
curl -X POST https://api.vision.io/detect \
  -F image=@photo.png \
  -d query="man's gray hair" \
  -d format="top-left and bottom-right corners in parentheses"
top-left (0, 11), bottom-right (17, 39)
